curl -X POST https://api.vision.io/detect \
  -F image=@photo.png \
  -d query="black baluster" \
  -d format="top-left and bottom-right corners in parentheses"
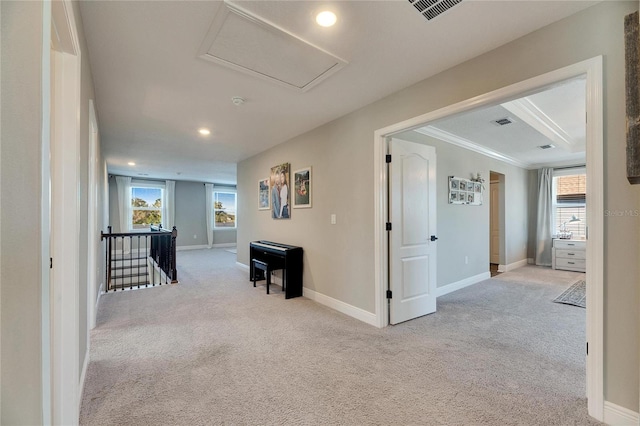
top-left (137, 235), bottom-right (141, 289)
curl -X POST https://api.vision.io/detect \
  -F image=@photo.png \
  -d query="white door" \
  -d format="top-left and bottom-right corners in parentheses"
top-left (389, 138), bottom-right (437, 325)
top-left (490, 182), bottom-right (500, 264)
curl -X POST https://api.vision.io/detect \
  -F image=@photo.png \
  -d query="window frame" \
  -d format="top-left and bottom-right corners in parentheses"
top-left (552, 167), bottom-right (586, 239)
top-left (129, 180), bottom-right (166, 231)
top-left (213, 189), bottom-right (237, 230)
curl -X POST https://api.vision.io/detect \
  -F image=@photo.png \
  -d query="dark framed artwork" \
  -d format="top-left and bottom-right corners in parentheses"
top-left (625, 11), bottom-right (640, 184)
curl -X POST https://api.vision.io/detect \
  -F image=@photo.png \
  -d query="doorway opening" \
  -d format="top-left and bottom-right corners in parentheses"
top-left (489, 171), bottom-right (504, 277)
top-left (373, 57), bottom-right (603, 420)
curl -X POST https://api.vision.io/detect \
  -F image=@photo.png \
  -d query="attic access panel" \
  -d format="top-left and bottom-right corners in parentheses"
top-left (199, 2), bottom-right (347, 92)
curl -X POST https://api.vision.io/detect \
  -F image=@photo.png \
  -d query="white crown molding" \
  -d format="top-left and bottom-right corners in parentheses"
top-left (501, 97), bottom-right (582, 153)
top-left (528, 158), bottom-right (586, 170)
top-left (415, 125), bottom-right (530, 169)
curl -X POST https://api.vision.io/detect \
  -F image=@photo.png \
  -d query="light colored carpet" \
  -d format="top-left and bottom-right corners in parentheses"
top-left (80, 251), bottom-right (600, 425)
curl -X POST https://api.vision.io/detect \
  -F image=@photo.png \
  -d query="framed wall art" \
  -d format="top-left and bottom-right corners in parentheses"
top-left (258, 178), bottom-right (270, 210)
top-left (293, 166), bottom-right (312, 208)
top-left (449, 176), bottom-right (483, 205)
top-left (270, 163), bottom-right (291, 219)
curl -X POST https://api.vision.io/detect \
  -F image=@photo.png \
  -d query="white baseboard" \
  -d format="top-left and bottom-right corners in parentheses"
top-left (236, 262), bottom-right (249, 271)
top-left (604, 401), bottom-right (639, 425)
top-left (436, 272), bottom-right (490, 297)
top-left (78, 347), bottom-right (89, 414)
top-left (97, 281), bottom-right (104, 299)
top-left (303, 287), bottom-right (378, 327)
top-left (498, 258), bottom-right (528, 273)
top-left (176, 244), bottom-right (209, 251)
top-left (177, 244), bottom-right (236, 251)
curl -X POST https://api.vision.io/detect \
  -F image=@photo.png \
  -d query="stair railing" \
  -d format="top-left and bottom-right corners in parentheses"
top-left (101, 225), bottom-right (178, 292)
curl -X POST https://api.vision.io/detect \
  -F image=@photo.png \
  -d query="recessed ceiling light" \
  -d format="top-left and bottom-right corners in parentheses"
top-left (199, 128), bottom-right (211, 136)
top-left (316, 11), bottom-right (337, 27)
top-left (128, 162), bottom-right (136, 166)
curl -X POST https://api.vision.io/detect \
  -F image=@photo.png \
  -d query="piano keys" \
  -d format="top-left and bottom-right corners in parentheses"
top-left (249, 240), bottom-right (303, 299)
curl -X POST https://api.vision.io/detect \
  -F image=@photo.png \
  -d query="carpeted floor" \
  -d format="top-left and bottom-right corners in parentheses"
top-left (80, 250), bottom-right (599, 425)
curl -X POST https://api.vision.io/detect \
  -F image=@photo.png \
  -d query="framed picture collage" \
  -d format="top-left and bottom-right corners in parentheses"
top-left (448, 176), bottom-right (483, 205)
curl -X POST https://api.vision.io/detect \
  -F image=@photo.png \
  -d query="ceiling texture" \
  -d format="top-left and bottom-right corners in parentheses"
top-left (418, 77), bottom-right (587, 169)
top-left (80, 0), bottom-right (597, 184)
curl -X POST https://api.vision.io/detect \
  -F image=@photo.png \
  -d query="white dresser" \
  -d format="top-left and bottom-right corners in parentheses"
top-left (552, 239), bottom-right (586, 272)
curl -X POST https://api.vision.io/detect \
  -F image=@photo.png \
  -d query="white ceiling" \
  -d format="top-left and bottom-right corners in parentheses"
top-left (79, 0), bottom-right (598, 184)
top-left (418, 77), bottom-right (587, 169)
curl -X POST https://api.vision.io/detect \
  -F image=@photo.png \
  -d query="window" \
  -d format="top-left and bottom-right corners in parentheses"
top-left (552, 170), bottom-right (586, 239)
top-left (130, 183), bottom-right (164, 229)
top-left (214, 191), bottom-right (236, 228)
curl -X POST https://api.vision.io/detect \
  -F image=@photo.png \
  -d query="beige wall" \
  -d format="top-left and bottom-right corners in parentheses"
top-left (238, 1), bottom-right (639, 412)
top-left (1, 2), bottom-right (45, 423)
top-left (1, 1), bottom-right (101, 421)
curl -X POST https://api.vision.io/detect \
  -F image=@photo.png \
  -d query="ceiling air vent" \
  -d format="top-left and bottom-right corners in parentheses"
top-left (493, 117), bottom-right (515, 126)
top-left (408, 0), bottom-right (463, 21)
top-left (538, 144), bottom-right (556, 150)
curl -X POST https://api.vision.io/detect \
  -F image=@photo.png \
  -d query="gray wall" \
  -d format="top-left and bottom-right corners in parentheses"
top-left (1, 2), bottom-right (44, 423)
top-left (175, 181), bottom-right (208, 247)
top-left (238, 1), bottom-right (639, 412)
top-left (108, 177), bottom-right (237, 247)
top-left (395, 130), bottom-right (529, 286)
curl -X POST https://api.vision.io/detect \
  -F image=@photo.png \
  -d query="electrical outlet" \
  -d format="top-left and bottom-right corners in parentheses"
top-left (193, 234), bottom-right (197, 239)
top-left (465, 256), bottom-right (468, 264)
top-left (331, 214), bottom-right (337, 225)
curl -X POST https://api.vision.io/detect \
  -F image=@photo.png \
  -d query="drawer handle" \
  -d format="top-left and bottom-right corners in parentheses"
top-left (568, 253), bottom-right (575, 256)
top-left (568, 262), bottom-right (575, 264)
top-left (567, 243), bottom-right (575, 246)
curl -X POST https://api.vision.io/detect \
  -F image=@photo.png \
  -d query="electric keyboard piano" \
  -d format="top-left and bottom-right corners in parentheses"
top-left (249, 241), bottom-right (303, 299)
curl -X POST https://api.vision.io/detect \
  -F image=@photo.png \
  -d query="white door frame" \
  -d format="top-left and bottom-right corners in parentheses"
top-left (373, 56), bottom-right (604, 421)
top-left (47, 1), bottom-right (82, 424)
top-left (88, 100), bottom-right (99, 330)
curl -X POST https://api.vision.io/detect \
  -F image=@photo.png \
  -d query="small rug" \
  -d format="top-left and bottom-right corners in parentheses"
top-left (553, 279), bottom-right (586, 308)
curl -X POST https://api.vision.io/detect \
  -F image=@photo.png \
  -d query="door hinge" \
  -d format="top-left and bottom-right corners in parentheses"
top-left (386, 290), bottom-right (392, 299)
top-left (386, 154), bottom-right (392, 163)
top-left (50, 257), bottom-right (53, 269)
top-left (386, 222), bottom-right (392, 231)
top-left (586, 342), bottom-right (588, 355)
